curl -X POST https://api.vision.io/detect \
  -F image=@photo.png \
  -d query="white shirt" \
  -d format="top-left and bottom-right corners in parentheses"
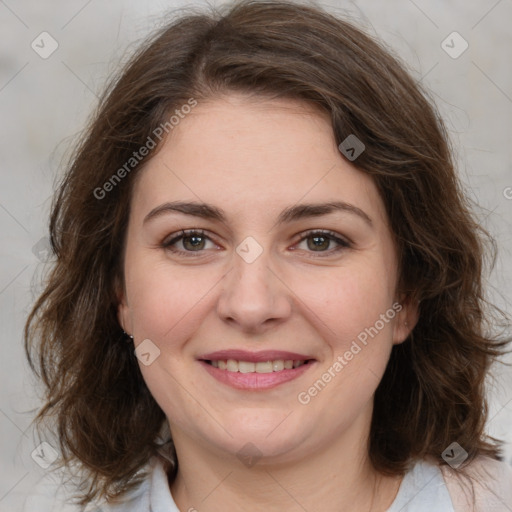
top-left (23, 455), bottom-right (512, 511)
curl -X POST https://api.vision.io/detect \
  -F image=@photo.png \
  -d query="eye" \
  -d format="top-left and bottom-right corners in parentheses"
top-left (161, 228), bottom-right (351, 258)
top-left (293, 230), bottom-right (351, 256)
top-left (162, 229), bottom-right (219, 256)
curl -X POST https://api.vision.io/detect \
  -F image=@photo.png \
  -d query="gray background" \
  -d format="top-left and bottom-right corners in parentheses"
top-left (1, 0), bottom-right (511, 510)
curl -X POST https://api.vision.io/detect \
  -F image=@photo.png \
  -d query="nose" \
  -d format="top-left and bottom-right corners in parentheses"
top-left (216, 245), bottom-right (292, 335)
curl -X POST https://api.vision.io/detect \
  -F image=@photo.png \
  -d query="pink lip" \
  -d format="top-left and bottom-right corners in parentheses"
top-left (199, 360), bottom-right (316, 391)
top-left (198, 349), bottom-right (313, 363)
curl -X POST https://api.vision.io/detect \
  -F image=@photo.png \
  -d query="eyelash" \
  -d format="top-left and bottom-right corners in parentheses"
top-left (161, 229), bottom-right (351, 258)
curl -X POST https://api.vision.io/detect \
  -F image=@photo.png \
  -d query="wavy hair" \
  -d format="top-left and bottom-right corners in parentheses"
top-left (24, 0), bottom-right (510, 506)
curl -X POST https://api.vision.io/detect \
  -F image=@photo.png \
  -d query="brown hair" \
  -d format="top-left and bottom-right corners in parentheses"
top-left (24, 0), bottom-right (511, 506)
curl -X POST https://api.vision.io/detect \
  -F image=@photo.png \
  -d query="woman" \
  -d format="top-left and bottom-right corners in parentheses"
top-left (23, 1), bottom-right (512, 510)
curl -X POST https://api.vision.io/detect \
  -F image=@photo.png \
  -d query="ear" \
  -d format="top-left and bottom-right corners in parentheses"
top-left (392, 295), bottom-right (420, 345)
top-left (115, 275), bottom-right (132, 336)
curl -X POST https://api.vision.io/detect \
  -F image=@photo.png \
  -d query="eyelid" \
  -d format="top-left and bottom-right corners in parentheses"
top-left (294, 229), bottom-right (352, 247)
top-left (291, 229), bottom-right (351, 257)
top-left (161, 228), bottom-right (351, 257)
top-left (162, 228), bottom-right (218, 248)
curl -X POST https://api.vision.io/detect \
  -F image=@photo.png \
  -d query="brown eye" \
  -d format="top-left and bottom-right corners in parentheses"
top-left (307, 234), bottom-right (330, 251)
top-left (162, 229), bottom-right (218, 256)
top-left (295, 230), bottom-right (350, 256)
top-left (181, 233), bottom-right (206, 251)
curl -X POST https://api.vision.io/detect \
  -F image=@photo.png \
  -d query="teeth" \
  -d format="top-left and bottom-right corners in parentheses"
top-left (226, 359), bottom-right (238, 372)
top-left (256, 361), bottom-right (273, 373)
top-left (209, 359), bottom-right (308, 373)
top-left (272, 360), bottom-right (284, 371)
top-left (238, 361), bottom-right (256, 373)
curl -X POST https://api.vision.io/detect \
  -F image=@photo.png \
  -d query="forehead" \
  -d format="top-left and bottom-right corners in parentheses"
top-left (131, 94), bottom-right (388, 228)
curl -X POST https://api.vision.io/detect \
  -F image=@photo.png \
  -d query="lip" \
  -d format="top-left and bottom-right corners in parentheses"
top-left (198, 349), bottom-right (313, 363)
top-left (200, 360), bottom-right (315, 390)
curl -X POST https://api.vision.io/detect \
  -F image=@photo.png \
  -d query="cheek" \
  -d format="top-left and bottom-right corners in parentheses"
top-left (125, 254), bottom-right (217, 340)
top-left (293, 267), bottom-right (397, 415)
top-left (125, 259), bottom-right (216, 426)
top-left (290, 260), bottom-right (396, 348)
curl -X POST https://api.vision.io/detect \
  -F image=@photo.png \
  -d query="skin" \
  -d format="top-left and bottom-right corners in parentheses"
top-left (117, 93), bottom-right (418, 512)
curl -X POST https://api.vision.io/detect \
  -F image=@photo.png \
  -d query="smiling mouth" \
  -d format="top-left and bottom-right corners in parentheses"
top-left (202, 359), bottom-right (314, 373)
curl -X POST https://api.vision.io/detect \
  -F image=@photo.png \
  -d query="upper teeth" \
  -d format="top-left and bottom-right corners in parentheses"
top-left (210, 359), bottom-right (306, 373)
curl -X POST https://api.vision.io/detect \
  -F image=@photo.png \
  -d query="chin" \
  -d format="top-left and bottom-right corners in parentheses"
top-left (206, 413), bottom-right (312, 462)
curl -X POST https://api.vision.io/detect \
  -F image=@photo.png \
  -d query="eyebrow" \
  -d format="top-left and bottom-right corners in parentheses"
top-left (143, 200), bottom-right (373, 227)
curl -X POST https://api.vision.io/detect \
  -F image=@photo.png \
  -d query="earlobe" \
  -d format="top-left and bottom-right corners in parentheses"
top-left (117, 303), bottom-right (129, 334)
top-left (392, 297), bottom-right (420, 345)
top-left (115, 276), bottom-right (131, 334)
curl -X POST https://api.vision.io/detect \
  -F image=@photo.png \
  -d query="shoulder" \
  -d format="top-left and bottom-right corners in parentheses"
top-left (22, 469), bottom-right (89, 512)
top-left (439, 455), bottom-right (512, 511)
top-left (22, 463), bottom-right (154, 512)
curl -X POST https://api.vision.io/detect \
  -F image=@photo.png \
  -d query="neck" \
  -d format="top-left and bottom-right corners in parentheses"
top-left (168, 404), bottom-right (402, 512)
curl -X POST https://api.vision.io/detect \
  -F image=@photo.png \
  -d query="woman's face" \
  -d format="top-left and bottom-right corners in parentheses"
top-left (118, 94), bottom-right (416, 463)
